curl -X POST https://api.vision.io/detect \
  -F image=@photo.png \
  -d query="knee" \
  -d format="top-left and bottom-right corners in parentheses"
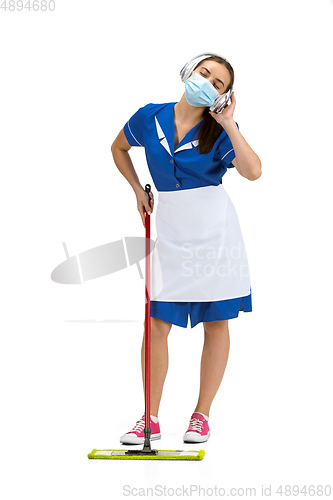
top-left (203, 319), bottom-right (229, 336)
top-left (143, 317), bottom-right (172, 337)
top-left (152, 316), bottom-right (172, 336)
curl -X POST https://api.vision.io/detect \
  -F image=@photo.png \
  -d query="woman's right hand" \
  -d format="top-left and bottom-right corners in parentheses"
top-left (135, 187), bottom-right (154, 228)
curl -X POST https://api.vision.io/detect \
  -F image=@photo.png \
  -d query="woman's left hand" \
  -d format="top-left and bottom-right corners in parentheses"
top-left (209, 90), bottom-right (236, 128)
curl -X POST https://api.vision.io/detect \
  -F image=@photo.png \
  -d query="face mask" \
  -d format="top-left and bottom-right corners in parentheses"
top-left (184, 72), bottom-right (220, 107)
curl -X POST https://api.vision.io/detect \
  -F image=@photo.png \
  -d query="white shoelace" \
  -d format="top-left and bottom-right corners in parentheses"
top-left (188, 418), bottom-right (203, 432)
top-left (130, 417), bottom-right (145, 433)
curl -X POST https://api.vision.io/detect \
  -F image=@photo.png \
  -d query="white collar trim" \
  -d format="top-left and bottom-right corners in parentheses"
top-left (155, 116), bottom-right (172, 156)
top-left (155, 116), bottom-right (199, 156)
top-left (175, 140), bottom-right (199, 153)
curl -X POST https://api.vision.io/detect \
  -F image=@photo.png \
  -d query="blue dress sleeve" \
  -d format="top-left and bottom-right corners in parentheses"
top-left (123, 105), bottom-right (147, 147)
top-left (215, 121), bottom-right (240, 169)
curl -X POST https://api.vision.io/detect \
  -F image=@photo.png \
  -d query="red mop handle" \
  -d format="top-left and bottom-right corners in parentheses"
top-left (144, 184), bottom-right (152, 431)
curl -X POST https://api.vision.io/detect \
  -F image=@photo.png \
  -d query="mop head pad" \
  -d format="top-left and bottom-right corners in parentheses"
top-left (87, 449), bottom-right (205, 461)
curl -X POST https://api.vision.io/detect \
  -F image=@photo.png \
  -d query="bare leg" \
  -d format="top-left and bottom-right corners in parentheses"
top-left (141, 316), bottom-right (172, 418)
top-left (194, 320), bottom-right (230, 417)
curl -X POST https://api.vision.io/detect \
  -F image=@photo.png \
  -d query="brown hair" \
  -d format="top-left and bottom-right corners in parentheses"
top-left (194, 56), bottom-right (234, 155)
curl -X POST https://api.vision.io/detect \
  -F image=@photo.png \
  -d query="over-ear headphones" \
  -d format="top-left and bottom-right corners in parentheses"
top-left (180, 53), bottom-right (232, 114)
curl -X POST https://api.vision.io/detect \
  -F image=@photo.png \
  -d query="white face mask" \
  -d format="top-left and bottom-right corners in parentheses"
top-left (184, 72), bottom-right (220, 107)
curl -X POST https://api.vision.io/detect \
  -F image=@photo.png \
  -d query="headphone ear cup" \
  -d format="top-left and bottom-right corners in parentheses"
top-left (180, 56), bottom-right (199, 82)
top-left (179, 62), bottom-right (188, 82)
top-left (210, 90), bottom-right (232, 113)
top-left (180, 63), bottom-right (193, 82)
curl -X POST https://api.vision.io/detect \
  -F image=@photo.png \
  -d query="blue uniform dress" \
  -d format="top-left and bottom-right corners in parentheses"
top-left (123, 102), bottom-right (252, 328)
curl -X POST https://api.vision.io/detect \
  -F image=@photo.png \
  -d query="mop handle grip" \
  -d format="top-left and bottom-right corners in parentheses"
top-left (145, 184), bottom-right (152, 211)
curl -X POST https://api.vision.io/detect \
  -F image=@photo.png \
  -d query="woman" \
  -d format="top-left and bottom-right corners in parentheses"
top-left (111, 53), bottom-right (261, 445)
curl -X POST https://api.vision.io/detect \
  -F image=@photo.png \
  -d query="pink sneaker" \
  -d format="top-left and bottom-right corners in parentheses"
top-left (120, 414), bottom-right (161, 445)
top-left (183, 412), bottom-right (210, 443)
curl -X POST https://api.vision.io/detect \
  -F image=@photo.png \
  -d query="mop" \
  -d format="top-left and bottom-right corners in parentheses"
top-left (87, 184), bottom-right (205, 461)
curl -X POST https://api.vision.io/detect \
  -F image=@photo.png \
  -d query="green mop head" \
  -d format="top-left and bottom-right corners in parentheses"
top-left (87, 448), bottom-right (205, 461)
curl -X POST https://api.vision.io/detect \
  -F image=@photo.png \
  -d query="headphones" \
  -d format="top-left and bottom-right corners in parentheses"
top-left (180, 53), bottom-right (232, 114)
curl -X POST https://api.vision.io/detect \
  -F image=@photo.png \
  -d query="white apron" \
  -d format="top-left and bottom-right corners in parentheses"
top-left (151, 183), bottom-right (251, 302)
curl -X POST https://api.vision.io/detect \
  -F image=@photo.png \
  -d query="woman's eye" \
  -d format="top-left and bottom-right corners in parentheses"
top-left (199, 71), bottom-right (219, 90)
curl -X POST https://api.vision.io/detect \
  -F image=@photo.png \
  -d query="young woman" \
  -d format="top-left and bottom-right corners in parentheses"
top-left (111, 53), bottom-right (261, 445)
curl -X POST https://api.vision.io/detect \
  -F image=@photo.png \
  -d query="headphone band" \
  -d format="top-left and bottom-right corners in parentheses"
top-left (179, 53), bottom-right (225, 83)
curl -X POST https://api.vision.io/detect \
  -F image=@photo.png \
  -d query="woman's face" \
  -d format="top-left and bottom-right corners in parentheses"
top-left (193, 60), bottom-right (231, 95)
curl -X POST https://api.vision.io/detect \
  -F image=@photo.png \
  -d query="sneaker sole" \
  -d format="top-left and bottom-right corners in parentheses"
top-left (120, 433), bottom-right (161, 445)
top-left (183, 431), bottom-right (210, 443)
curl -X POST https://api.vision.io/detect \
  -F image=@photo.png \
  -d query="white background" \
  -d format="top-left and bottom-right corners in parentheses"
top-left (1, 0), bottom-right (332, 497)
